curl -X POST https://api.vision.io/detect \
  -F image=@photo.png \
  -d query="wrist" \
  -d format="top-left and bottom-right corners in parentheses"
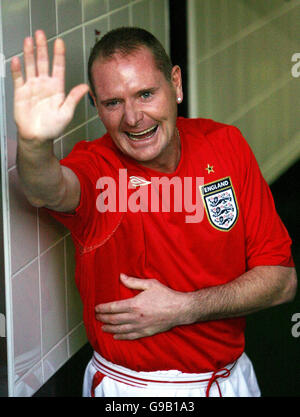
top-left (17, 133), bottom-right (56, 160)
top-left (175, 291), bottom-right (198, 327)
top-left (18, 132), bottom-right (54, 148)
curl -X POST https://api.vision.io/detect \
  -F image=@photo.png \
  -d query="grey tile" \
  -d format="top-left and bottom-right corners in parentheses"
top-left (68, 324), bottom-right (88, 356)
top-left (57, 0), bottom-right (82, 34)
top-left (109, 7), bottom-right (129, 30)
top-left (151, 0), bottom-right (167, 47)
top-left (5, 60), bottom-right (18, 169)
top-left (84, 17), bottom-right (109, 118)
top-left (83, 0), bottom-right (108, 22)
top-left (108, 0), bottom-right (127, 12)
top-left (132, 0), bottom-right (151, 31)
top-left (62, 125), bottom-right (86, 158)
top-left (84, 17), bottom-right (109, 63)
top-left (87, 117), bottom-right (106, 141)
top-left (31, 0), bottom-right (57, 39)
top-left (1, 0), bottom-right (30, 57)
top-left (61, 28), bottom-right (86, 133)
top-left (66, 235), bottom-right (83, 331)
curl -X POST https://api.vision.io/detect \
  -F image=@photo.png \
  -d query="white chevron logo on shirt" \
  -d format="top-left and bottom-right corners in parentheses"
top-left (129, 176), bottom-right (151, 187)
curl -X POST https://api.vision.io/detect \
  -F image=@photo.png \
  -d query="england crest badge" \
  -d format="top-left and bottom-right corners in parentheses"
top-left (200, 177), bottom-right (239, 231)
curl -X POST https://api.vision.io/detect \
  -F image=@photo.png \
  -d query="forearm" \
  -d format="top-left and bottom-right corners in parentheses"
top-left (181, 266), bottom-right (297, 325)
top-left (12, 31), bottom-right (88, 211)
top-left (95, 266), bottom-right (297, 340)
top-left (17, 135), bottom-right (66, 208)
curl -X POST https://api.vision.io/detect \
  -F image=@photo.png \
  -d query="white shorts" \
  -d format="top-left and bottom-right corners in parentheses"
top-left (82, 351), bottom-right (261, 397)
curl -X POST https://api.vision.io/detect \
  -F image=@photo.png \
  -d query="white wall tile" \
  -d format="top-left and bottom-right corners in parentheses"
top-left (12, 260), bottom-right (41, 382)
top-left (9, 168), bottom-right (38, 274)
top-left (38, 208), bottom-right (68, 255)
top-left (14, 361), bottom-right (43, 397)
top-left (40, 241), bottom-right (67, 355)
top-left (43, 339), bottom-right (68, 382)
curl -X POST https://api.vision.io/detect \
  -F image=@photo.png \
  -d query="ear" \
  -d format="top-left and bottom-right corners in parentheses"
top-left (88, 89), bottom-right (98, 109)
top-left (171, 65), bottom-right (183, 102)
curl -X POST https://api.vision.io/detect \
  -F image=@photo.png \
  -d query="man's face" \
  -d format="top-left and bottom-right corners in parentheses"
top-left (91, 47), bottom-right (182, 171)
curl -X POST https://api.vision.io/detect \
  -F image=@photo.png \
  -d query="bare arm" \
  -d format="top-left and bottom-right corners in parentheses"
top-left (181, 265), bottom-right (297, 323)
top-left (95, 266), bottom-right (297, 340)
top-left (11, 30), bottom-right (89, 211)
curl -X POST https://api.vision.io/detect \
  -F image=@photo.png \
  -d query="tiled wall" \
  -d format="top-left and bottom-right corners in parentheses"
top-left (0, 0), bottom-right (169, 397)
top-left (187, 0), bottom-right (300, 183)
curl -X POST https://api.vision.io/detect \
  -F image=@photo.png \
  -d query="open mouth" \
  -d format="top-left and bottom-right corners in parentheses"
top-left (125, 125), bottom-right (158, 141)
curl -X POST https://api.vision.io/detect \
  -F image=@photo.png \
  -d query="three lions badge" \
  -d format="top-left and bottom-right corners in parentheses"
top-left (200, 177), bottom-right (238, 231)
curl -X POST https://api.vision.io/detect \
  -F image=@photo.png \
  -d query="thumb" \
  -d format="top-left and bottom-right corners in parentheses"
top-left (62, 83), bottom-right (89, 115)
top-left (120, 273), bottom-right (151, 291)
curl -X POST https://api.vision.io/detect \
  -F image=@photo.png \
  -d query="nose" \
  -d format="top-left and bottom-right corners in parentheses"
top-left (122, 100), bottom-right (143, 128)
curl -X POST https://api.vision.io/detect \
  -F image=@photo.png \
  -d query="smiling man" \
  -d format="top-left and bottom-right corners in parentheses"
top-left (12, 27), bottom-right (297, 397)
top-left (89, 32), bottom-right (181, 172)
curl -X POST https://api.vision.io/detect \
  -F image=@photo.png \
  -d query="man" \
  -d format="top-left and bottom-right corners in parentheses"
top-left (11, 27), bottom-right (297, 397)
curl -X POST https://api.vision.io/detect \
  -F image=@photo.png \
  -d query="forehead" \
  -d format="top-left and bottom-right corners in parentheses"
top-left (91, 47), bottom-right (165, 95)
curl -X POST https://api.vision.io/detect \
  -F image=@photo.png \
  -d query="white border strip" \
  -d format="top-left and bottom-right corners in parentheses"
top-left (0, 2), bottom-right (14, 397)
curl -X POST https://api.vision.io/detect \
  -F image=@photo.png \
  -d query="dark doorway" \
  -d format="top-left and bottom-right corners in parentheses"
top-left (169, 0), bottom-right (188, 117)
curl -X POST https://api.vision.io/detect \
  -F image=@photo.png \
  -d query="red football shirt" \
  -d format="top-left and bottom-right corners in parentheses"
top-left (46, 117), bottom-right (294, 372)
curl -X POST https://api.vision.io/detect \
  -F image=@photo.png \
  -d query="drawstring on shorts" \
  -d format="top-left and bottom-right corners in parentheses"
top-left (90, 352), bottom-right (236, 397)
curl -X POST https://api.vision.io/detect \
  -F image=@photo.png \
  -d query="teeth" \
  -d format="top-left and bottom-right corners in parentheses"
top-left (127, 125), bottom-right (157, 138)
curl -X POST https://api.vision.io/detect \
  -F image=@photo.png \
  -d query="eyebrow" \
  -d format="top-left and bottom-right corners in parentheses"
top-left (138, 87), bottom-right (158, 96)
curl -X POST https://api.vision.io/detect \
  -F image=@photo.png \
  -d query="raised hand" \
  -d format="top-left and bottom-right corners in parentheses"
top-left (11, 30), bottom-right (89, 142)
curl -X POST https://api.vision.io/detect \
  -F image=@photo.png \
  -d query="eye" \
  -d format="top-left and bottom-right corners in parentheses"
top-left (140, 91), bottom-right (153, 100)
top-left (104, 99), bottom-right (120, 108)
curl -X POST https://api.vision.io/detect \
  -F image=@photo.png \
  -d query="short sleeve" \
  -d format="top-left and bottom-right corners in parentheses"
top-left (229, 127), bottom-right (294, 270)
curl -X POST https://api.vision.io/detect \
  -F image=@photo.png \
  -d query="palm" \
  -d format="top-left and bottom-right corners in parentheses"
top-left (11, 31), bottom-right (89, 141)
top-left (15, 76), bottom-right (67, 140)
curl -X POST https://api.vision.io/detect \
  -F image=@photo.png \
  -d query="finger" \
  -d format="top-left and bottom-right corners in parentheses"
top-left (95, 297), bottom-right (132, 314)
top-left (11, 57), bottom-right (24, 89)
top-left (23, 37), bottom-right (36, 79)
top-left (120, 274), bottom-right (153, 291)
top-left (102, 323), bottom-right (134, 334)
top-left (62, 84), bottom-right (89, 116)
top-left (114, 333), bottom-right (142, 341)
top-left (52, 38), bottom-right (65, 92)
top-left (96, 312), bottom-right (134, 325)
top-left (35, 30), bottom-right (49, 76)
